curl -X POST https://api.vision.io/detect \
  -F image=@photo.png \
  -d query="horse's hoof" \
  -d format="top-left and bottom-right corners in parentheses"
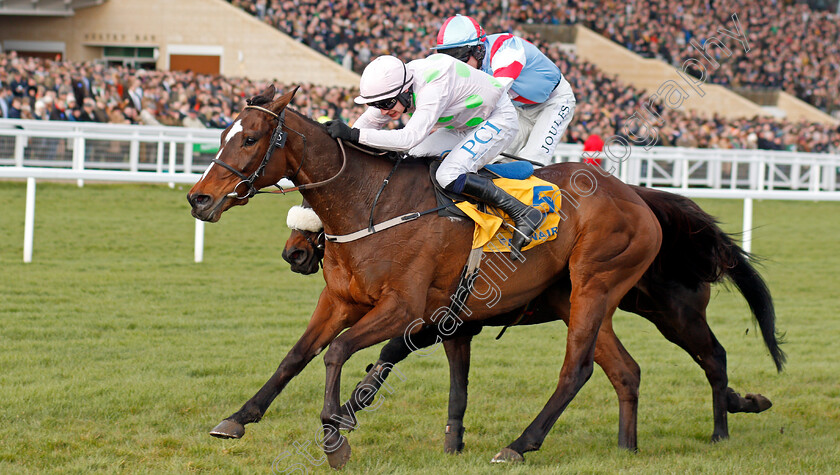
top-left (745, 393), bottom-right (772, 412)
top-left (444, 435), bottom-right (464, 454)
top-left (490, 447), bottom-right (524, 463)
top-left (209, 419), bottom-right (245, 439)
top-left (443, 434), bottom-right (464, 455)
top-left (444, 424), bottom-right (465, 454)
top-left (711, 432), bottom-right (729, 443)
top-left (326, 437), bottom-right (352, 469)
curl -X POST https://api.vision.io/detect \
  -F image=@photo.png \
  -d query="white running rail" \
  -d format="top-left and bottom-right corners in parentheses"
top-left (2, 120), bottom-right (840, 262)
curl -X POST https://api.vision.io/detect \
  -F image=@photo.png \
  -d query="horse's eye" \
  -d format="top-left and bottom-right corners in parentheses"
top-left (243, 137), bottom-right (257, 147)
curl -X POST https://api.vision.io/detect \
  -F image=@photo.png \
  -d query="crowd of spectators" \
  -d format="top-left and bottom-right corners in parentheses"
top-left (0, 51), bottom-right (362, 130)
top-left (229, 0), bottom-right (840, 115)
top-left (553, 0), bottom-right (840, 115)
top-left (226, 0), bottom-right (839, 153)
top-left (549, 43), bottom-right (839, 153)
top-left (227, 0), bottom-right (516, 73)
top-left (3, 0), bottom-right (840, 154)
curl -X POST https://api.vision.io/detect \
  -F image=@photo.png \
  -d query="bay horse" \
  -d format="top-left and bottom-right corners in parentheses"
top-left (188, 84), bottom-right (685, 467)
top-left (282, 188), bottom-right (784, 453)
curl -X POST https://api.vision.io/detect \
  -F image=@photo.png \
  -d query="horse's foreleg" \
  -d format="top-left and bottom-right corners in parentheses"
top-left (443, 335), bottom-right (473, 454)
top-left (338, 325), bottom-right (450, 429)
top-left (319, 298), bottom-right (420, 469)
top-left (210, 291), bottom-right (352, 439)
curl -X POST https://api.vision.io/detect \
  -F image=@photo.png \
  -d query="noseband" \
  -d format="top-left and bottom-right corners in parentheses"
top-left (302, 230), bottom-right (326, 253)
top-left (214, 104), bottom-right (347, 199)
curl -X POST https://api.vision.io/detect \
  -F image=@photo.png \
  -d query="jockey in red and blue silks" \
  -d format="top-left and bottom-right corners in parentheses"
top-left (434, 14), bottom-right (576, 165)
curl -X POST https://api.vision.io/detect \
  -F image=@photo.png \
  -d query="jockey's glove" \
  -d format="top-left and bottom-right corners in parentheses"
top-left (326, 120), bottom-right (360, 143)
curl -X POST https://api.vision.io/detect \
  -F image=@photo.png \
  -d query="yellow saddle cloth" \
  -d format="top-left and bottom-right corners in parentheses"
top-left (455, 176), bottom-right (562, 252)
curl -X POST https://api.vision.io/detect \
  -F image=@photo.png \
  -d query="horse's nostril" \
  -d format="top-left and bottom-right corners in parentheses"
top-left (191, 194), bottom-right (211, 207)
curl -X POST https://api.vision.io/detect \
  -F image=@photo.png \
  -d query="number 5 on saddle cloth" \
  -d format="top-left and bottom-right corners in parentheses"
top-left (431, 160), bottom-right (563, 253)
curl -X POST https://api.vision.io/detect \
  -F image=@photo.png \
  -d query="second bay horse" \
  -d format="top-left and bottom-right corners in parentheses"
top-left (282, 188), bottom-right (783, 452)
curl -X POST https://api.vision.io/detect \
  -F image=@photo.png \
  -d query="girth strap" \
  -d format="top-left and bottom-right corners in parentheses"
top-left (324, 205), bottom-right (446, 243)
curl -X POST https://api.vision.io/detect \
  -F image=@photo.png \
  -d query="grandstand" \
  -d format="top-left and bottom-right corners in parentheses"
top-left (0, 0), bottom-right (357, 84)
top-left (1, 0), bottom-right (838, 153)
top-left (0, 0), bottom-right (104, 17)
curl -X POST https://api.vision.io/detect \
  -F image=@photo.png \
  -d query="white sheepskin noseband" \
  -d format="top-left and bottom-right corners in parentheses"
top-left (286, 205), bottom-right (323, 232)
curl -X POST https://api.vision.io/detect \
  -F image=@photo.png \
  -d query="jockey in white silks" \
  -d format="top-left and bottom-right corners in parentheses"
top-left (323, 54), bottom-right (543, 259)
top-left (434, 14), bottom-right (576, 166)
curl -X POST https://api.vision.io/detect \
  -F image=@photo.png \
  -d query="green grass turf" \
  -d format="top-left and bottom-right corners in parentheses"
top-left (1, 181), bottom-right (838, 473)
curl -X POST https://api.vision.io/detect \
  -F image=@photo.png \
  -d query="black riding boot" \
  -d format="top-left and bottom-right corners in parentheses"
top-left (459, 173), bottom-right (545, 261)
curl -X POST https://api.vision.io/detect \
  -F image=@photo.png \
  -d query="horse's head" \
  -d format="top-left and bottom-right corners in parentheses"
top-left (187, 85), bottom-right (299, 222)
top-left (281, 204), bottom-right (324, 275)
top-left (282, 229), bottom-right (325, 275)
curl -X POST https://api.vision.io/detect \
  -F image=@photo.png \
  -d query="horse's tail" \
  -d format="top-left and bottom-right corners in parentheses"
top-left (634, 187), bottom-right (786, 372)
top-left (726, 246), bottom-right (786, 372)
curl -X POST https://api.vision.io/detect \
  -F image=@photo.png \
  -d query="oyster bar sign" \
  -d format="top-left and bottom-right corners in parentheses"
top-left (83, 32), bottom-right (157, 43)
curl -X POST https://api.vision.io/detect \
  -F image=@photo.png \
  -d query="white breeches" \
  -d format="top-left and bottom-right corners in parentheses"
top-left (506, 76), bottom-right (576, 165)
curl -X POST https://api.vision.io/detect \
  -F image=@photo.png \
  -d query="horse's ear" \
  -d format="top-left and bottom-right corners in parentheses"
top-left (246, 85), bottom-right (276, 106)
top-left (270, 85), bottom-right (300, 113)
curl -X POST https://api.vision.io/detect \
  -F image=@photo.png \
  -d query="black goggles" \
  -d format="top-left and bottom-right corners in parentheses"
top-left (370, 96), bottom-right (399, 110)
top-left (440, 45), bottom-right (474, 63)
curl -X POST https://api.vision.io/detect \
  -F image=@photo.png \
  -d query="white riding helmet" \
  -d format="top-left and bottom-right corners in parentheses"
top-left (434, 14), bottom-right (486, 49)
top-left (354, 55), bottom-right (414, 105)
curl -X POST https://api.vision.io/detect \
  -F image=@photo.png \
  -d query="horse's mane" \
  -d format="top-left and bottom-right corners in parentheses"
top-left (245, 91), bottom-right (273, 107)
top-left (286, 106), bottom-right (327, 130)
top-left (244, 90), bottom-right (326, 131)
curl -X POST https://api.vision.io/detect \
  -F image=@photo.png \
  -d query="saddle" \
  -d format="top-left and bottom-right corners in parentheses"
top-left (425, 159), bottom-right (562, 253)
top-left (429, 159), bottom-right (536, 219)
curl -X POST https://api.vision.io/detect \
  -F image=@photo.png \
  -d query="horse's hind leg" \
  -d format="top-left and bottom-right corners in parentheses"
top-left (493, 209), bottom-right (659, 462)
top-left (592, 319), bottom-right (640, 451)
top-left (623, 284), bottom-right (770, 442)
top-left (493, 292), bottom-right (613, 462)
top-left (537, 288), bottom-right (641, 451)
top-left (622, 285), bottom-right (729, 440)
top-left (443, 336), bottom-right (473, 454)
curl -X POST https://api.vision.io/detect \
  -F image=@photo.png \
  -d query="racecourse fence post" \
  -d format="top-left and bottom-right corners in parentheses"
top-left (195, 218), bottom-right (205, 263)
top-left (742, 197), bottom-right (753, 255)
top-left (14, 133), bottom-right (26, 167)
top-left (156, 135), bottom-right (165, 174)
top-left (73, 133), bottom-right (84, 188)
top-left (168, 141), bottom-right (178, 189)
top-left (129, 133), bottom-right (140, 173)
top-left (23, 177), bottom-right (36, 263)
top-left (183, 134), bottom-right (194, 174)
top-left (810, 157), bottom-right (820, 192)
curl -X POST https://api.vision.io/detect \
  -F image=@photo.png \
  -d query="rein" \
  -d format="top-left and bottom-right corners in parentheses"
top-left (220, 104), bottom-right (443, 243)
top-left (219, 105), bottom-right (347, 199)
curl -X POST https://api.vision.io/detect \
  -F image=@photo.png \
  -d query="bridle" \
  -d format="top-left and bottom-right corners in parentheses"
top-left (213, 104), bottom-right (348, 199)
top-left (301, 229), bottom-right (326, 253)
